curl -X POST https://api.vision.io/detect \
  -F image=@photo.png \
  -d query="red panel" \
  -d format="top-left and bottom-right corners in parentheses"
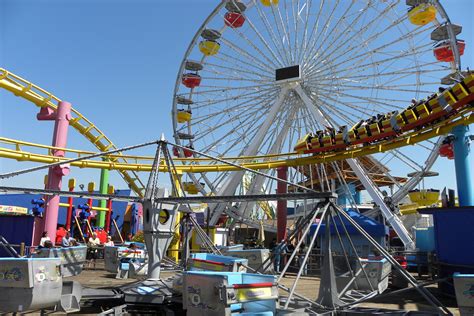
top-left (233, 282), bottom-right (274, 289)
top-left (224, 12), bottom-right (246, 28)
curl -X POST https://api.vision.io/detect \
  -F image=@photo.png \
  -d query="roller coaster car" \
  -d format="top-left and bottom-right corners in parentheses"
top-left (367, 122), bottom-right (381, 140)
top-left (294, 133), bottom-right (313, 154)
top-left (415, 102), bottom-right (430, 120)
top-left (294, 73), bottom-right (474, 156)
top-left (321, 134), bottom-right (333, 148)
top-left (451, 82), bottom-right (471, 107)
top-left (400, 108), bottom-right (418, 131)
top-left (355, 124), bottom-right (369, 141)
top-left (334, 126), bottom-right (349, 147)
top-left (465, 74), bottom-right (474, 93)
top-left (347, 128), bottom-right (358, 144)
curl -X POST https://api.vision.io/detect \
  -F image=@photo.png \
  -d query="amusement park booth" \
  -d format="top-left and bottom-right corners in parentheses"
top-left (419, 206), bottom-right (474, 295)
top-left (309, 210), bottom-right (388, 258)
top-left (0, 191), bottom-right (131, 256)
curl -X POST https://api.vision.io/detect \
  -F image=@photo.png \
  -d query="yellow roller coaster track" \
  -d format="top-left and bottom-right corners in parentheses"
top-left (1, 107), bottom-right (472, 173)
top-left (0, 68), bottom-right (145, 196)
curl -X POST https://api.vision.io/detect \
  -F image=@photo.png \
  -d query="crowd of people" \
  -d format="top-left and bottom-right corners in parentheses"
top-left (36, 229), bottom-right (118, 265)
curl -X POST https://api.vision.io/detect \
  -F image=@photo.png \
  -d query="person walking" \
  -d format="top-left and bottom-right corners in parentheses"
top-left (273, 240), bottom-right (288, 273)
top-left (298, 242), bottom-right (308, 276)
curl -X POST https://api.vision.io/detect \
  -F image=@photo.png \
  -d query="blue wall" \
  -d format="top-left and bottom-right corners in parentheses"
top-left (0, 190), bottom-right (131, 227)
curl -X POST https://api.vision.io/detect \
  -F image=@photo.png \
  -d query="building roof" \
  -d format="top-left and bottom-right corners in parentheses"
top-left (292, 156), bottom-right (406, 191)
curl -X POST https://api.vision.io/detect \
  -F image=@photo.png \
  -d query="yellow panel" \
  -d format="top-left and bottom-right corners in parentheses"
top-left (177, 111), bottom-right (192, 123)
top-left (88, 182), bottom-right (95, 192)
top-left (408, 190), bottom-right (439, 206)
top-left (199, 40), bottom-right (220, 56)
top-left (68, 178), bottom-right (76, 189)
top-left (260, 0), bottom-right (279, 6)
top-left (408, 4), bottom-right (436, 26)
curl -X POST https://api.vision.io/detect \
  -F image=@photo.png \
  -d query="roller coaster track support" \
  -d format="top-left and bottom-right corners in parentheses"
top-left (37, 101), bottom-right (72, 243)
top-left (452, 124), bottom-right (474, 206)
top-left (347, 159), bottom-right (415, 250)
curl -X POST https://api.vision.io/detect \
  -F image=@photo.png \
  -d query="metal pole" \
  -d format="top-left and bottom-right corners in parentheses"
top-left (38, 101), bottom-right (72, 243)
top-left (277, 166), bottom-right (288, 241)
top-left (97, 167), bottom-right (110, 227)
top-left (284, 204), bottom-right (330, 309)
top-left (336, 204), bottom-right (452, 315)
top-left (452, 125), bottom-right (473, 206)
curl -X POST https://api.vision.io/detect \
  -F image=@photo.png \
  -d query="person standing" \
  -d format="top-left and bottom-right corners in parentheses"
top-left (298, 242), bottom-right (308, 276)
top-left (273, 240), bottom-right (288, 273)
top-left (87, 232), bottom-right (101, 269)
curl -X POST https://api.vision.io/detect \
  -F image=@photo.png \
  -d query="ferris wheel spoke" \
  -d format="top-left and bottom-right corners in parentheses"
top-left (191, 89), bottom-right (276, 110)
top-left (192, 81), bottom-right (275, 94)
top-left (274, 2), bottom-right (295, 63)
top-left (216, 49), bottom-right (274, 76)
top-left (219, 36), bottom-right (274, 73)
top-left (314, 98), bottom-right (358, 125)
top-left (219, 14), bottom-right (282, 70)
top-left (314, 86), bottom-right (406, 113)
top-left (190, 102), bottom-right (267, 128)
top-left (291, 0), bottom-right (301, 63)
top-left (296, 0), bottom-right (311, 63)
top-left (269, 3), bottom-right (292, 64)
top-left (253, 3), bottom-right (291, 66)
top-left (320, 63), bottom-right (449, 83)
top-left (301, 0), bottom-right (324, 64)
top-left (316, 51), bottom-right (443, 86)
top-left (203, 61), bottom-right (272, 80)
top-left (192, 105), bottom-right (273, 143)
top-left (306, 0), bottom-right (354, 68)
top-left (310, 23), bottom-right (432, 77)
top-left (224, 10), bottom-right (286, 69)
top-left (293, 84), bottom-right (331, 128)
top-left (392, 149), bottom-right (424, 171)
top-left (308, 1), bottom-right (399, 73)
top-left (189, 93), bottom-right (275, 115)
top-left (195, 98), bottom-right (281, 156)
top-left (303, 0), bottom-right (340, 66)
top-left (313, 80), bottom-right (435, 95)
top-left (308, 43), bottom-right (436, 82)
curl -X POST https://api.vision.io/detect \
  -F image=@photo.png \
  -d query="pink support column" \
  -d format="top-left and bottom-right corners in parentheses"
top-left (36, 101), bottom-right (72, 244)
top-left (277, 166), bottom-right (288, 242)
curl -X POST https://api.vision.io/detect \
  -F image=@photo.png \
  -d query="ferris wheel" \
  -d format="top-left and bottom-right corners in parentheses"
top-left (171, 0), bottom-right (463, 232)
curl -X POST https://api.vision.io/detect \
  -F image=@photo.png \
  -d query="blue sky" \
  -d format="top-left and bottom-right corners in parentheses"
top-left (0, 0), bottom-right (473, 197)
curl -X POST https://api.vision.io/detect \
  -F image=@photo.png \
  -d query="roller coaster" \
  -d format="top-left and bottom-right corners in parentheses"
top-left (0, 68), bottom-right (473, 176)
